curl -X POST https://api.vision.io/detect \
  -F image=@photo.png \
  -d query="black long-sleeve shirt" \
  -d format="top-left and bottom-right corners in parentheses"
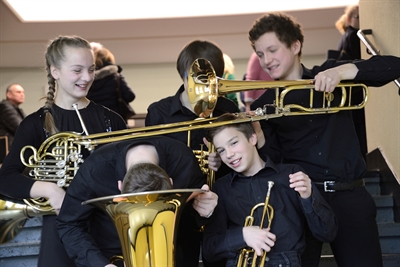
top-left (146, 84), bottom-right (239, 179)
top-left (337, 26), bottom-right (361, 60)
top-left (57, 136), bottom-right (205, 267)
top-left (252, 56), bottom-right (400, 183)
top-left (202, 155), bottom-right (337, 264)
top-left (145, 84), bottom-right (239, 150)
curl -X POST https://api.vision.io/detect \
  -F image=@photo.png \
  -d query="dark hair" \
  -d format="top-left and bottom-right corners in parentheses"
top-left (121, 163), bottom-right (173, 194)
top-left (248, 12), bottom-right (304, 57)
top-left (205, 113), bottom-right (255, 144)
top-left (44, 35), bottom-right (92, 135)
top-left (176, 40), bottom-right (224, 79)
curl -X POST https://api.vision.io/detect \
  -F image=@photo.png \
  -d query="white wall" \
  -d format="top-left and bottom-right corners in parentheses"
top-left (360, 0), bottom-right (400, 180)
top-left (0, 55), bottom-right (326, 116)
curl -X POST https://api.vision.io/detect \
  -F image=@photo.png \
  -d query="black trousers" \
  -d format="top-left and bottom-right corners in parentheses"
top-left (301, 186), bottom-right (383, 267)
top-left (38, 215), bottom-right (77, 267)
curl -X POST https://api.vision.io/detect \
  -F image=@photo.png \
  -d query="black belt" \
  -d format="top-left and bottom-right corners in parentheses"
top-left (315, 179), bottom-right (365, 192)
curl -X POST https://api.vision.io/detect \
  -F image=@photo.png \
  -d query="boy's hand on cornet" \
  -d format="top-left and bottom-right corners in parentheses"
top-left (243, 226), bottom-right (276, 256)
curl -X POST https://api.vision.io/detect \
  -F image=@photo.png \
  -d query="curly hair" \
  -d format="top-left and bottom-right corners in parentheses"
top-left (248, 12), bottom-right (304, 57)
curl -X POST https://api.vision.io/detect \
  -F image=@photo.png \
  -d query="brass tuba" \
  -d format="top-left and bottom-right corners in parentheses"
top-left (82, 189), bottom-right (204, 267)
top-left (237, 181), bottom-right (274, 267)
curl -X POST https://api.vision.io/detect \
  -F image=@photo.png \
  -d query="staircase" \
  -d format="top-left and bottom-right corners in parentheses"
top-left (319, 171), bottom-right (400, 267)
top-left (0, 216), bottom-right (41, 266)
top-left (1, 169), bottom-right (399, 266)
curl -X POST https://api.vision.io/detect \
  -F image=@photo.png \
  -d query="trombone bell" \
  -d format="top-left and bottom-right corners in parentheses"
top-left (82, 189), bottom-right (204, 267)
top-left (187, 58), bottom-right (315, 117)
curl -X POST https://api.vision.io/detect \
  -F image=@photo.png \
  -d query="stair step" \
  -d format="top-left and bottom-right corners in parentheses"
top-left (379, 223), bottom-right (400, 254)
top-left (364, 176), bottom-right (381, 195)
top-left (374, 195), bottom-right (395, 223)
top-left (321, 222), bottom-right (400, 255)
top-left (0, 255), bottom-right (38, 267)
top-left (382, 254), bottom-right (400, 267)
top-left (319, 254), bottom-right (400, 267)
top-left (24, 217), bottom-right (43, 227)
top-left (6, 226), bottom-right (41, 244)
top-left (0, 241), bottom-right (40, 258)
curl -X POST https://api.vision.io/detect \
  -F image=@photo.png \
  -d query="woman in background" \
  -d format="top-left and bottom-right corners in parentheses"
top-left (87, 43), bottom-right (135, 122)
top-left (335, 4), bottom-right (361, 60)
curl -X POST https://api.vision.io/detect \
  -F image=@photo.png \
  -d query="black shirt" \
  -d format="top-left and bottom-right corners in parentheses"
top-left (202, 155), bottom-right (337, 264)
top-left (145, 84), bottom-right (239, 150)
top-left (337, 26), bottom-right (361, 60)
top-left (0, 99), bottom-right (25, 149)
top-left (57, 136), bottom-right (205, 267)
top-left (252, 56), bottom-right (400, 183)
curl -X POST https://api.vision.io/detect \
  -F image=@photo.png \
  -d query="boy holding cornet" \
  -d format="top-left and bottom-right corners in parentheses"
top-left (203, 113), bottom-right (337, 267)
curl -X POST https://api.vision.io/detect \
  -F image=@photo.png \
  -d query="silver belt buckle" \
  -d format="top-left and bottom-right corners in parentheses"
top-left (324, 181), bottom-right (336, 192)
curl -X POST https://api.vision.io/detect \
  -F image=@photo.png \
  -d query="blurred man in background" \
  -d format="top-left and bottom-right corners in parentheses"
top-left (0, 84), bottom-right (26, 149)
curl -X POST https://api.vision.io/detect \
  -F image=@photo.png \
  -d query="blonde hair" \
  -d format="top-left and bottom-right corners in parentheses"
top-left (335, 4), bottom-right (359, 34)
top-left (223, 53), bottom-right (235, 75)
top-left (44, 35), bottom-right (92, 135)
top-left (94, 46), bottom-right (116, 69)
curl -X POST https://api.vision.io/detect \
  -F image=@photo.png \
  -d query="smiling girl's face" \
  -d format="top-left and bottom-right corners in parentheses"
top-left (51, 46), bottom-right (95, 106)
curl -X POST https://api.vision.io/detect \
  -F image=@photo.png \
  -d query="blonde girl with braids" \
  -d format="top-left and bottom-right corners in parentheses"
top-left (0, 35), bottom-right (127, 267)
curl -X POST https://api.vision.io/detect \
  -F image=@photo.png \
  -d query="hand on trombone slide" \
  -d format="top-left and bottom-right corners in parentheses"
top-left (314, 63), bottom-right (359, 92)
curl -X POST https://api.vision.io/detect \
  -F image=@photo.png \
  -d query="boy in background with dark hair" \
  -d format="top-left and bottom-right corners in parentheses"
top-left (146, 39), bottom-right (238, 168)
top-left (145, 39), bottom-right (239, 266)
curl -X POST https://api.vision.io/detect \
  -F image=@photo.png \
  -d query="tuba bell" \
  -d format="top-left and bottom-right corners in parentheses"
top-left (82, 189), bottom-right (204, 267)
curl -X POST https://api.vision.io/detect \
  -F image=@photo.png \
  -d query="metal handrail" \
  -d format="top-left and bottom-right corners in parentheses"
top-left (357, 29), bottom-right (400, 94)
